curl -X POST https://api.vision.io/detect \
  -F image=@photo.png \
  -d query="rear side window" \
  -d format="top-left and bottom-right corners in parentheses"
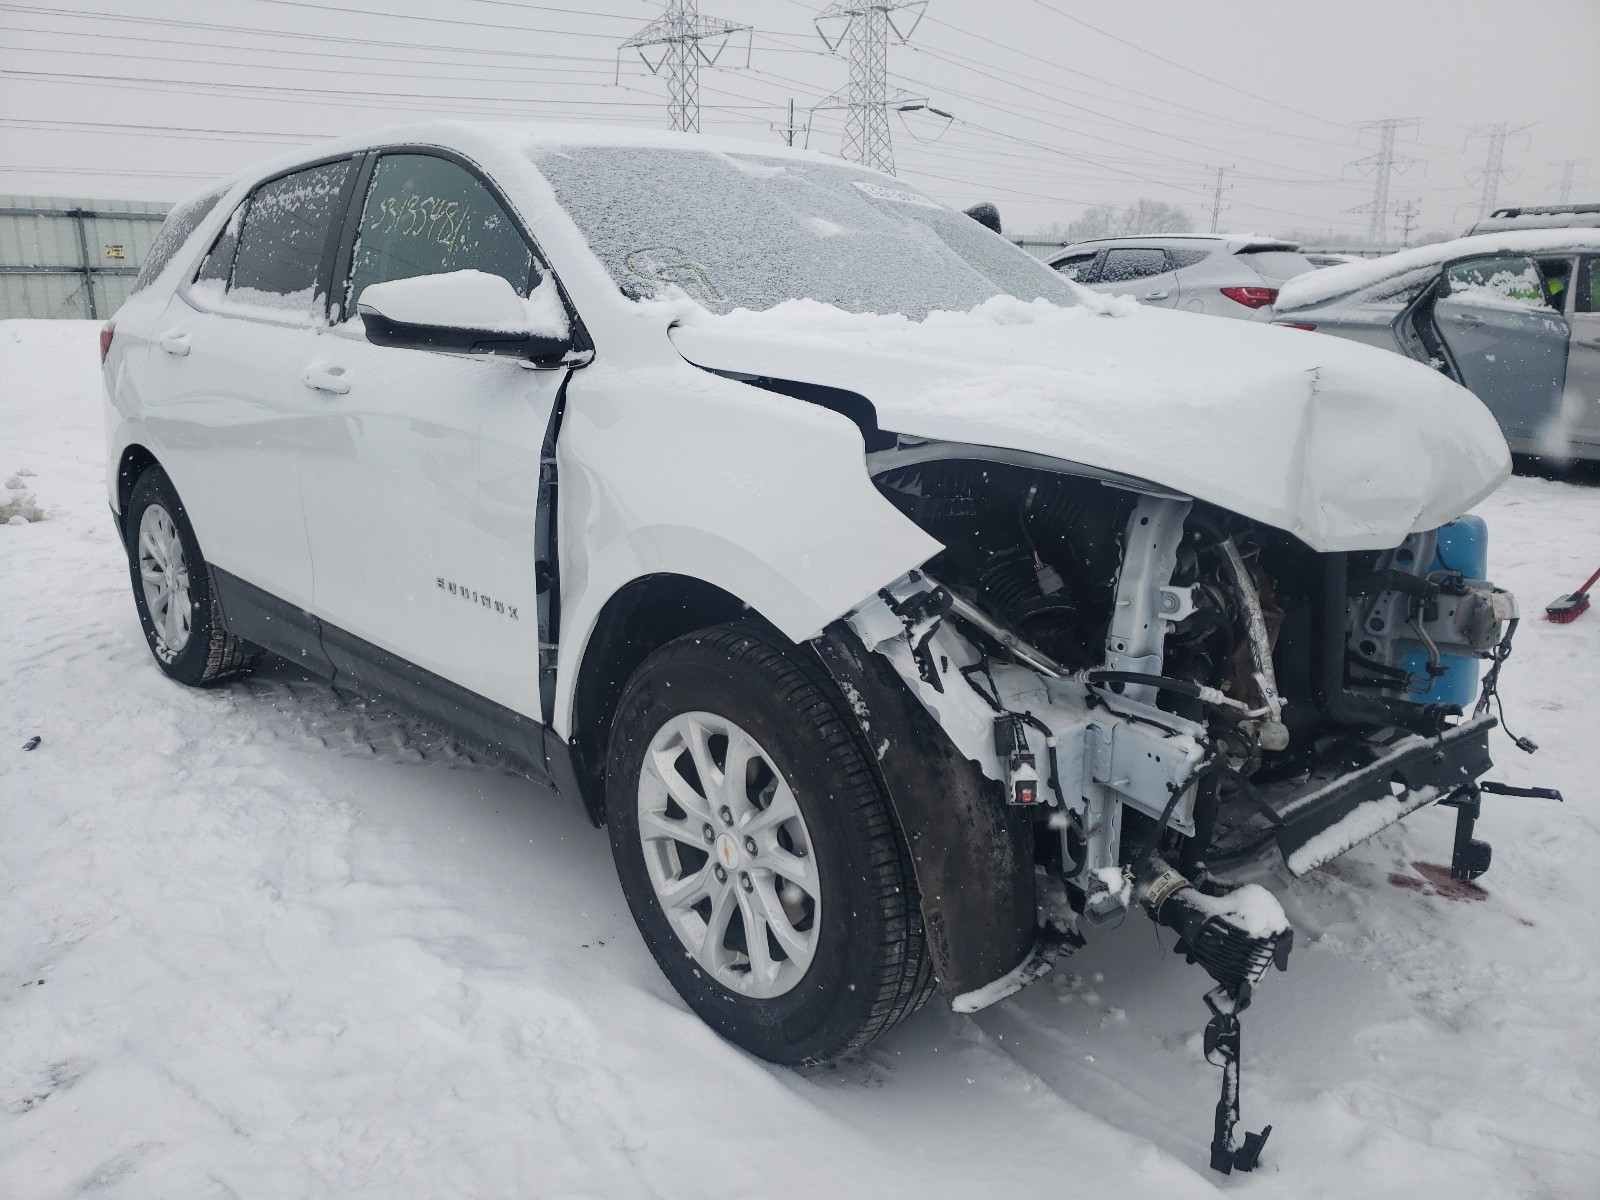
top-left (1443, 255), bottom-right (1546, 310)
top-left (1100, 248), bottom-right (1169, 283)
top-left (192, 159), bottom-right (352, 322)
top-left (131, 189), bottom-right (223, 296)
top-left (345, 153), bottom-right (535, 314)
top-left (1051, 251), bottom-right (1100, 282)
top-left (1167, 248), bottom-right (1210, 269)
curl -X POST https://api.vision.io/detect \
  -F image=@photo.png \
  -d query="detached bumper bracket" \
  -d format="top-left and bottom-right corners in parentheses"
top-left (1273, 715), bottom-right (1497, 876)
top-left (1444, 779), bottom-right (1565, 881)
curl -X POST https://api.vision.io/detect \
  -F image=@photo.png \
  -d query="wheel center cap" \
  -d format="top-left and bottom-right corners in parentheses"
top-left (714, 832), bottom-right (742, 871)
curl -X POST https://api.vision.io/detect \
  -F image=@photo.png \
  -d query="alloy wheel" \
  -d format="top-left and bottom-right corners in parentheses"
top-left (637, 711), bottom-right (821, 999)
top-left (137, 502), bottom-right (193, 661)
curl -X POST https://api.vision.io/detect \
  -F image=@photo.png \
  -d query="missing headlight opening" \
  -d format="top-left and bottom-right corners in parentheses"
top-left (847, 449), bottom-right (1547, 1173)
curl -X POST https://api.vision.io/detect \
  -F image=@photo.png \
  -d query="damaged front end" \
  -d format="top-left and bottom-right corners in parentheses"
top-left (817, 443), bottom-right (1544, 1173)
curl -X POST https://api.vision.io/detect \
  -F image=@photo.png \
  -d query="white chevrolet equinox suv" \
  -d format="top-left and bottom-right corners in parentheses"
top-left (104, 123), bottom-right (1534, 1172)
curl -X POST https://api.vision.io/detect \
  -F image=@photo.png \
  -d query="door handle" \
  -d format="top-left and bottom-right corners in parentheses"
top-left (1142, 290), bottom-right (1170, 301)
top-left (300, 365), bottom-right (351, 395)
top-left (156, 331), bottom-right (190, 356)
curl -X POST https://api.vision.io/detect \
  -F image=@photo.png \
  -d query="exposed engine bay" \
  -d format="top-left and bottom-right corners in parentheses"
top-left (841, 444), bottom-right (1543, 1173)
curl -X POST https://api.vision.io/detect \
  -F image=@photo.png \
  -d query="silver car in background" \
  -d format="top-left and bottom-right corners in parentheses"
top-left (1274, 230), bottom-right (1600, 461)
top-left (1047, 234), bottom-right (1318, 320)
top-left (1463, 203), bottom-right (1600, 236)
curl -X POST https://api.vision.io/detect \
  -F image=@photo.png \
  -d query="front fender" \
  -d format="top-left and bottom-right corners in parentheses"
top-left (551, 360), bottom-right (939, 736)
top-left (811, 622), bottom-right (1035, 1000)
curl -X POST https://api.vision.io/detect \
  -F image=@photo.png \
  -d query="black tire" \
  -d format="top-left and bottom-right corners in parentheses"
top-left (606, 622), bottom-right (934, 1065)
top-left (124, 465), bottom-right (262, 687)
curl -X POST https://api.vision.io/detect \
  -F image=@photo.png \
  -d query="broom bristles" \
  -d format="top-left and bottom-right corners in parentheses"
top-left (1546, 593), bottom-right (1591, 623)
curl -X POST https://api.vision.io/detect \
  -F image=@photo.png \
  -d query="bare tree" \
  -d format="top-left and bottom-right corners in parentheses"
top-left (1044, 199), bottom-right (1195, 243)
top-left (1116, 198), bottom-right (1193, 236)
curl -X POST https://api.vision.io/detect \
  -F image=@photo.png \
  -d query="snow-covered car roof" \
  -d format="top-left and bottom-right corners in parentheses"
top-left (1054, 233), bottom-right (1299, 256)
top-left (190, 120), bottom-right (858, 203)
top-left (1278, 228), bottom-right (1600, 311)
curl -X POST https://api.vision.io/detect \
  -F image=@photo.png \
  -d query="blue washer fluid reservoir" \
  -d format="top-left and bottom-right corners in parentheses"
top-left (1398, 514), bottom-right (1487, 710)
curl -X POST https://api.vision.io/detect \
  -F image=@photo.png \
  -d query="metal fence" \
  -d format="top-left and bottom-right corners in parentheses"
top-left (1, 195), bottom-right (171, 320)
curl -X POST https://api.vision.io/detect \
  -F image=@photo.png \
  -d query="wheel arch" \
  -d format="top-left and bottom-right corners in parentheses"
top-left (114, 443), bottom-right (162, 538)
top-left (563, 572), bottom-right (776, 825)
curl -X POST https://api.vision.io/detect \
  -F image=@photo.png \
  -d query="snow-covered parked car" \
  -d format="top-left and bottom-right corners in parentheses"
top-left (1274, 230), bottom-right (1600, 460)
top-left (103, 123), bottom-right (1538, 1173)
top-left (1047, 234), bottom-right (1318, 319)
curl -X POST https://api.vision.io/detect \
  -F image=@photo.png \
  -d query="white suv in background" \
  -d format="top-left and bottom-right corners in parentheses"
top-left (1048, 234), bottom-right (1318, 319)
top-left (102, 122), bottom-right (1527, 1173)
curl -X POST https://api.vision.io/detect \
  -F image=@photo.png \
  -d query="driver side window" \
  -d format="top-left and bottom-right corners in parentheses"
top-left (344, 153), bottom-right (537, 317)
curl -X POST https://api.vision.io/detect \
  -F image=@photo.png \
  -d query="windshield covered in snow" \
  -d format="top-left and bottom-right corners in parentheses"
top-left (532, 146), bottom-right (1078, 318)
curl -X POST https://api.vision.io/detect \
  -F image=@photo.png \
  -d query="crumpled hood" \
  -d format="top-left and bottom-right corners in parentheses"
top-left (667, 296), bottom-right (1511, 552)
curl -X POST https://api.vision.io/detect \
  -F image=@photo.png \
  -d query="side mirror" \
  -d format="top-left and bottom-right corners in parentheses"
top-left (357, 269), bottom-right (573, 362)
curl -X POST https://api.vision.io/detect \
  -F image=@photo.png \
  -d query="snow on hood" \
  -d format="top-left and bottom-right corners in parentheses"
top-left (1278, 228), bottom-right (1600, 311)
top-left (667, 296), bottom-right (1511, 553)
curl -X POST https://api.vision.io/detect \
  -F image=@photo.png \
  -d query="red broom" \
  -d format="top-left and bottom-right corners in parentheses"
top-left (1546, 565), bottom-right (1600, 623)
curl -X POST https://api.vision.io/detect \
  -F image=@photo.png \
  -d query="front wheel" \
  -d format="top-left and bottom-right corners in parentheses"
top-left (605, 624), bottom-right (933, 1064)
top-left (123, 465), bottom-right (261, 686)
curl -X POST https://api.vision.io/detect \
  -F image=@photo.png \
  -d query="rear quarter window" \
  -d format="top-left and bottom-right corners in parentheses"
top-left (131, 189), bottom-right (224, 296)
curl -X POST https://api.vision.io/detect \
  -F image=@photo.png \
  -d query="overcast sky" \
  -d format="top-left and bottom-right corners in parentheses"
top-left (2, 0), bottom-right (1596, 241)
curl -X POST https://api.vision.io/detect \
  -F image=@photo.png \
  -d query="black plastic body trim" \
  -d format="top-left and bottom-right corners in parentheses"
top-left (211, 566), bottom-right (558, 790)
top-left (811, 621), bottom-right (1036, 1000)
top-left (211, 568), bottom-right (334, 676)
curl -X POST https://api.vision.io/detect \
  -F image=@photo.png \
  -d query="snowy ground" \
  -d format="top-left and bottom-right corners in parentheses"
top-left (3, 319), bottom-right (1597, 1199)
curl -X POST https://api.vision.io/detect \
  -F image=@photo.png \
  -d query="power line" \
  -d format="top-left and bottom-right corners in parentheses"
top-left (0, 20), bottom-right (619, 77)
top-left (0, 4), bottom-right (621, 66)
top-left (1024, 0), bottom-right (1352, 132)
top-left (896, 46), bottom-right (1333, 182)
top-left (901, 40), bottom-right (1345, 148)
top-left (3, 38), bottom-right (618, 86)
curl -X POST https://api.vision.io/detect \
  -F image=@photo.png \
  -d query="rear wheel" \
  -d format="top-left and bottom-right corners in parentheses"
top-left (124, 465), bottom-right (261, 686)
top-left (605, 623), bottom-right (934, 1064)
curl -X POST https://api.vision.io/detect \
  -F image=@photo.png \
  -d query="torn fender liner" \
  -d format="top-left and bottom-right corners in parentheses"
top-left (1275, 714), bottom-right (1497, 875)
top-left (811, 622), bottom-right (1036, 999)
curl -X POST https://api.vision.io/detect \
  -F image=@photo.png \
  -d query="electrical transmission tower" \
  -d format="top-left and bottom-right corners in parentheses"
top-left (812, 1), bottom-right (928, 175)
top-left (1554, 159), bottom-right (1581, 205)
top-left (1347, 118), bottom-right (1421, 249)
top-left (619, 0), bottom-right (751, 133)
top-left (1393, 199), bottom-right (1421, 246)
top-left (1467, 123), bottom-right (1532, 218)
top-left (1206, 165), bottom-right (1234, 233)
